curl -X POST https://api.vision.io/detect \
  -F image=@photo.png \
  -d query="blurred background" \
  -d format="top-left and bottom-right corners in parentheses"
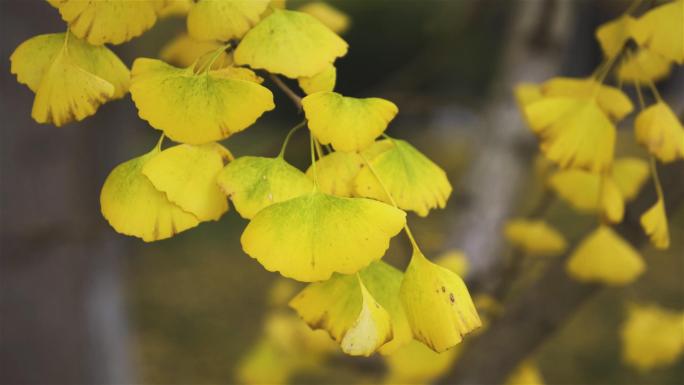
top-left (1, 0), bottom-right (682, 384)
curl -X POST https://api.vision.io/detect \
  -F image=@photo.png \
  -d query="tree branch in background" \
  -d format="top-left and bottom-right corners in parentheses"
top-left (269, 73), bottom-right (302, 110)
top-left (437, 162), bottom-right (684, 385)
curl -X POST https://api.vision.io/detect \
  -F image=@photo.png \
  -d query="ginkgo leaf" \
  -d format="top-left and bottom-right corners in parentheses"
top-left (306, 151), bottom-right (363, 197)
top-left (31, 49), bottom-right (115, 127)
top-left (10, 33), bottom-right (129, 98)
top-left (216, 156), bottom-right (313, 219)
top-left (159, 33), bottom-right (230, 69)
top-left (49, 0), bottom-right (160, 45)
top-left (383, 340), bottom-right (459, 385)
top-left (302, 92), bottom-right (398, 152)
top-left (504, 219), bottom-right (567, 256)
top-left (600, 176), bottom-right (625, 223)
top-left (621, 303), bottom-right (684, 371)
top-left (548, 157), bottom-right (649, 216)
top-left (434, 250), bottom-right (470, 277)
top-left (566, 225), bottom-right (645, 285)
top-left (640, 199), bottom-right (670, 250)
top-left (298, 2), bottom-right (350, 34)
top-left (158, 0), bottom-right (193, 17)
top-left (130, 58), bottom-right (274, 144)
top-left (290, 261), bottom-right (410, 356)
top-left (210, 66), bottom-right (264, 83)
top-left (298, 64), bottom-right (337, 95)
top-left (595, 15), bottom-right (637, 58)
top-left (400, 248), bottom-right (481, 352)
top-left (632, 0), bottom-right (684, 64)
top-left (505, 361), bottom-right (545, 385)
top-left (354, 139), bottom-right (452, 216)
top-left (234, 9), bottom-right (348, 78)
top-left (100, 145), bottom-right (199, 242)
top-left (241, 192), bottom-right (406, 282)
top-left (514, 83), bottom-right (543, 108)
top-left (524, 97), bottom-right (615, 172)
top-left (541, 77), bottom-right (633, 121)
top-left (187, 0), bottom-right (270, 42)
top-left (634, 102), bottom-right (684, 163)
top-left (142, 143), bottom-right (231, 222)
top-left (618, 49), bottom-right (672, 84)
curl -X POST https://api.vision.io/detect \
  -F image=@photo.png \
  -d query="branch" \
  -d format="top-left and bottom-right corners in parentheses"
top-left (269, 73), bottom-right (302, 110)
top-left (437, 162), bottom-right (684, 385)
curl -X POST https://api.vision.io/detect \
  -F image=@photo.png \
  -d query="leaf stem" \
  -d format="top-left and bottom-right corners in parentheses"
top-left (278, 120), bottom-right (306, 158)
top-left (269, 73), bottom-right (302, 110)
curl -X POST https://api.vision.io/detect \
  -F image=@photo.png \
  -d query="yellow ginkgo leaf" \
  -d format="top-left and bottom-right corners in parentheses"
top-left (32, 49), bottom-right (114, 127)
top-left (515, 83), bottom-right (543, 108)
top-left (298, 64), bottom-right (337, 95)
top-left (298, 2), bottom-right (350, 34)
top-left (303, 92), bottom-right (398, 152)
top-left (130, 58), bottom-right (274, 144)
top-left (525, 97), bottom-right (615, 172)
top-left (611, 157), bottom-right (650, 200)
top-left (142, 143), bottom-right (231, 222)
top-left (234, 9), bottom-right (348, 78)
top-left (10, 32), bottom-right (129, 98)
top-left (354, 139), bottom-right (452, 217)
top-left (434, 249), bottom-right (470, 277)
top-left (634, 102), bottom-right (684, 163)
top-left (241, 192), bottom-right (406, 282)
top-left (640, 199), bottom-right (670, 250)
top-left (290, 261), bottom-right (410, 356)
top-left (505, 360), bottom-right (545, 385)
top-left (541, 77), bottom-right (633, 121)
top-left (595, 15), bottom-right (638, 58)
top-left (618, 49), bottom-right (672, 84)
top-left (306, 151), bottom-right (363, 197)
top-left (504, 219), bottom-right (567, 256)
top-left (548, 157), bottom-right (649, 217)
top-left (159, 34), bottom-right (230, 69)
top-left (216, 156), bottom-right (313, 219)
top-left (158, 0), bottom-right (193, 17)
top-left (49, 0), bottom-right (160, 45)
top-left (621, 303), bottom-right (684, 371)
top-left (100, 145), bottom-right (199, 242)
top-left (383, 339), bottom-right (459, 385)
top-left (600, 176), bottom-right (625, 223)
top-left (400, 248), bottom-right (481, 352)
top-left (632, 0), bottom-right (684, 64)
top-left (566, 225), bottom-right (645, 285)
top-left (210, 66), bottom-right (264, 83)
top-left (187, 0), bottom-right (270, 42)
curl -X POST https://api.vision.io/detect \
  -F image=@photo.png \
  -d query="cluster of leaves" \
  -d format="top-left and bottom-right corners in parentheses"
top-left (10, 0), bottom-right (481, 358)
top-left (507, 0), bottom-right (684, 373)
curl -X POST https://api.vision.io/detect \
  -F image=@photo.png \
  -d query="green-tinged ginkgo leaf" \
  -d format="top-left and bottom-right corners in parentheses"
top-left (159, 33), bottom-right (231, 69)
top-left (11, 32), bottom-right (129, 97)
top-left (640, 199), bottom-right (670, 250)
top-left (621, 303), bottom-right (684, 371)
top-left (142, 143), bottom-right (231, 222)
top-left (130, 58), bottom-right (274, 144)
top-left (234, 9), bottom-right (348, 78)
top-left (524, 97), bottom-right (615, 172)
top-left (354, 139), bottom-right (452, 217)
top-left (49, 0), bottom-right (160, 45)
top-left (302, 92), bottom-right (398, 152)
top-left (400, 248), bottom-right (481, 352)
top-left (566, 225), bottom-right (645, 285)
top-left (100, 145), bottom-right (199, 242)
top-left (504, 219), bottom-right (567, 256)
top-left (210, 66), bottom-right (264, 83)
top-left (217, 156), bottom-right (313, 219)
top-left (241, 192), bottom-right (406, 282)
top-left (290, 261), bottom-right (409, 356)
top-left (298, 1), bottom-right (350, 34)
top-left (541, 77), bottom-right (633, 121)
top-left (618, 49), bottom-right (672, 84)
top-left (298, 64), bottom-right (337, 95)
top-left (632, 0), bottom-right (684, 64)
top-left (306, 151), bottom-right (363, 197)
top-left (187, 0), bottom-right (270, 42)
top-left (634, 102), bottom-right (684, 163)
top-left (595, 15), bottom-right (638, 58)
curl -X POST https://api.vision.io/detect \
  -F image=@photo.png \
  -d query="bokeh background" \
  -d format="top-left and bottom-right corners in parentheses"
top-left (1, 0), bottom-right (682, 384)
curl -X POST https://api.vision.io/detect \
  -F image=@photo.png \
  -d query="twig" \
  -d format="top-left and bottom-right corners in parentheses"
top-left (269, 73), bottom-right (302, 110)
